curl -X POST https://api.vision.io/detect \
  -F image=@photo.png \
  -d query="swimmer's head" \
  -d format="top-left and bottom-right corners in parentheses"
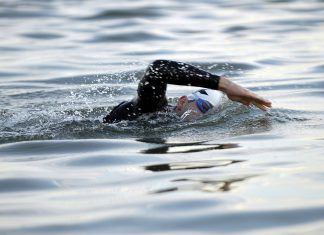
top-left (175, 89), bottom-right (223, 120)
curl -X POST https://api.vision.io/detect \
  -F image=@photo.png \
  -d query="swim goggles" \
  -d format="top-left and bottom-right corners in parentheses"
top-left (187, 93), bottom-right (213, 114)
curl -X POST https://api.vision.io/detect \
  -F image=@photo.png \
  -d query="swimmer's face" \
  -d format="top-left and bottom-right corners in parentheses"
top-left (175, 96), bottom-right (203, 120)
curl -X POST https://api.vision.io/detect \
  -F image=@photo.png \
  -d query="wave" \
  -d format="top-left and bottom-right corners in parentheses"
top-left (0, 98), bottom-right (309, 144)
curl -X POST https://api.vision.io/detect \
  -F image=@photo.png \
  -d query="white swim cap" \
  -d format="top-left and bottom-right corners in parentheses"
top-left (189, 89), bottom-right (223, 107)
top-left (187, 89), bottom-right (223, 108)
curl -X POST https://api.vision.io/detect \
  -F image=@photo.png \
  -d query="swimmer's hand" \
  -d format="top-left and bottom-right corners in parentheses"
top-left (219, 76), bottom-right (272, 111)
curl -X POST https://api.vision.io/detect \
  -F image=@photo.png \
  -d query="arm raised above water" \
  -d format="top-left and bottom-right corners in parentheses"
top-left (137, 59), bottom-right (271, 112)
top-left (137, 60), bottom-right (221, 112)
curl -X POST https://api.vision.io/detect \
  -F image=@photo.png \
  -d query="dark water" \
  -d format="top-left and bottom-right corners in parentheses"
top-left (1, 0), bottom-right (324, 234)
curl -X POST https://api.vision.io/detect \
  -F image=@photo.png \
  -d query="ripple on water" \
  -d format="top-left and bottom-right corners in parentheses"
top-left (0, 139), bottom-right (141, 159)
top-left (88, 31), bottom-right (172, 43)
top-left (79, 8), bottom-right (165, 20)
top-left (0, 71), bottom-right (26, 78)
top-left (11, 205), bottom-right (324, 234)
top-left (0, 10), bottom-right (55, 19)
top-left (0, 178), bottom-right (58, 193)
top-left (20, 32), bottom-right (64, 40)
top-left (223, 25), bottom-right (253, 33)
top-left (60, 153), bottom-right (160, 168)
top-left (311, 64), bottom-right (324, 73)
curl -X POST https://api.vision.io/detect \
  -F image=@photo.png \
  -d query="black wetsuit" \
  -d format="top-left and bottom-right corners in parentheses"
top-left (103, 60), bottom-right (221, 123)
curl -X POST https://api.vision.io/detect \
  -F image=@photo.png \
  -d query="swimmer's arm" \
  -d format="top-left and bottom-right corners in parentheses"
top-left (146, 60), bottom-right (221, 88)
top-left (218, 76), bottom-right (272, 111)
top-left (137, 60), bottom-right (221, 111)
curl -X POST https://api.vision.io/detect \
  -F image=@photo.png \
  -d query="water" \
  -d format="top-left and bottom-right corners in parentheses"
top-left (1, 0), bottom-right (324, 234)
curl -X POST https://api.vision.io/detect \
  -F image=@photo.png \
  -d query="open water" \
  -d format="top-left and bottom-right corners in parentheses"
top-left (1, 0), bottom-right (324, 234)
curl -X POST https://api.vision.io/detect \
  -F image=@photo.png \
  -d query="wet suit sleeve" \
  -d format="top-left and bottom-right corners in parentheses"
top-left (103, 60), bottom-right (221, 123)
top-left (137, 60), bottom-right (221, 112)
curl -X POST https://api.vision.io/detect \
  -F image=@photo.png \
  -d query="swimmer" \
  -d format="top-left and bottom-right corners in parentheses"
top-left (103, 60), bottom-right (272, 123)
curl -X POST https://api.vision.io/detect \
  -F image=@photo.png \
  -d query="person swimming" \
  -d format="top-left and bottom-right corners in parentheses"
top-left (103, 60), bottom-right (272, 123)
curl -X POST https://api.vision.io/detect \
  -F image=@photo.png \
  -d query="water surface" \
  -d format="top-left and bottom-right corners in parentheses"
top-left (1, 0), bottom-right (324, 234)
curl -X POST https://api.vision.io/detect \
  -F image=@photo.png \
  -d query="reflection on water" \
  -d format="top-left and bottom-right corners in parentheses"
top-left (152, 175), bottom-right (256, 194)
top-left (141, 141), bottom-right (239, 154)
top-left (145, 159), bottom-right (243, 172)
